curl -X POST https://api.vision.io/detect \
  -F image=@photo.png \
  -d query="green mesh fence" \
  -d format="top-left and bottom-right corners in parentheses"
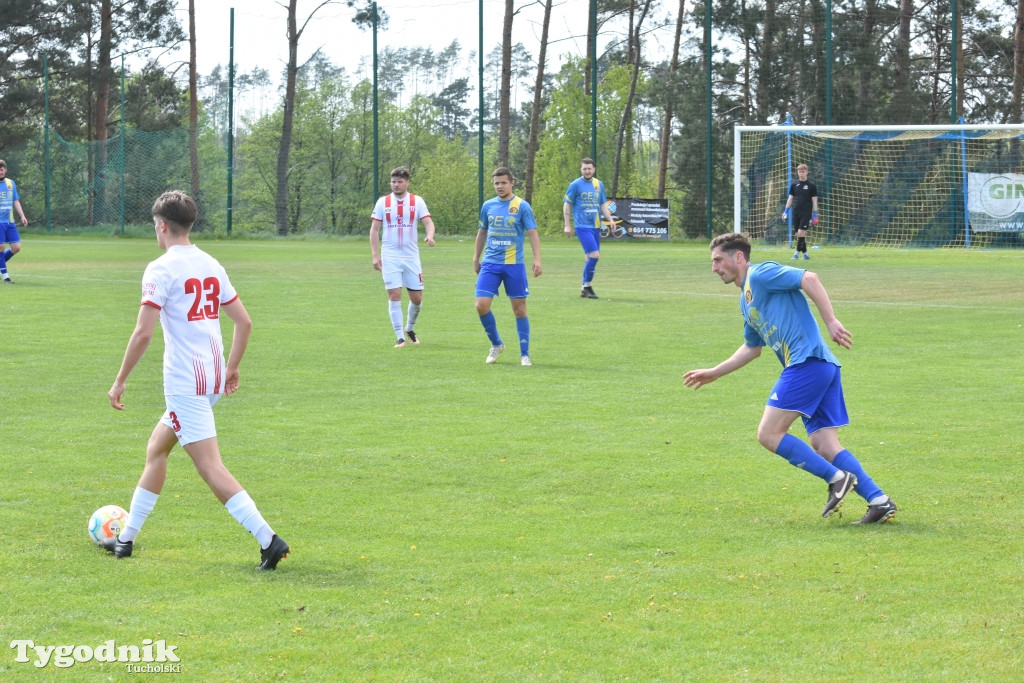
top-left (3, 126), bottom-right (227, 234)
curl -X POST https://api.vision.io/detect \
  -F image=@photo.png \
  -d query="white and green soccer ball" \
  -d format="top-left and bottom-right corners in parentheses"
top-left (88, 505), bottom-right (128, 549)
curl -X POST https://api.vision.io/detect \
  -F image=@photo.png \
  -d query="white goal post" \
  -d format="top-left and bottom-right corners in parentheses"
top-left (734, 123), bottom-right (1024, 248)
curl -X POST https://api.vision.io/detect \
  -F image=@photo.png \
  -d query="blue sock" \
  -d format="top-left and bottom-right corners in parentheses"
top-left (775, 434), bottom-right (840, 482)
top-left (479, 312), bottom-right (501, 346)
top-left (831, 449), bottom-right (884, 502)
top-left (515, 316), bottom-right (530, 357)
top-left (0, 250), bottom-right (6, 276)
top-left (3, 249), bottom-right (13, 262)
top-left (583, 257), bottom-right (598, 285)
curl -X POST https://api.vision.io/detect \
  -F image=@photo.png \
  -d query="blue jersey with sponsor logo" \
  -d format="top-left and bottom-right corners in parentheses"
top-left (563, 176), bottom-right (608, 230)
top-left (478, 194), bottom-right (537, 265)
top-left (740, 261), bottom-right (839, 368)
top-left (0, 178), bottom-right (20, 224)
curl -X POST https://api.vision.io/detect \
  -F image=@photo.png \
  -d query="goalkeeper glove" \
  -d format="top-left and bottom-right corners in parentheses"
top-left (811, 210), bottom-right (819, 226)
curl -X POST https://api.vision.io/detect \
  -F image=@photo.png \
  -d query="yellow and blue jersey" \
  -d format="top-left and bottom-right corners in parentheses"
top-left (0, 178), bottom-right (19, 224)
top-left (563, 176), bottom-right (608, 230)
top-left (479, 194), bottom-right (537, 265)
top-left (740, 261), bottom-right (840, 368)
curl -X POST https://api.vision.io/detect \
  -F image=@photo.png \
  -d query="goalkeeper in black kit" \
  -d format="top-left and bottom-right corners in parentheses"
top-left (782, 163), bottom-right (818, 260)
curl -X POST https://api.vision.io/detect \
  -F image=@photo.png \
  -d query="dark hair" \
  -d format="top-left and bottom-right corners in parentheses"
top-left (492, 167), bottom-right (515, 181)
top-left (152, 191), bottom-right (198, 232)
top-left (390, 166), bottom-right (411, 180)
top-left (0, 159), bottom-right (6, 170)
top-left (710, 232), bottom-right (751, 261)
top-left (581, 158), bottom-right (596, 167)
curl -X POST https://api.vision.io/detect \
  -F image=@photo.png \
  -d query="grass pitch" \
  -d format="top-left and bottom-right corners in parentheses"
top-left (0, 237), bottom-right (1021, 680)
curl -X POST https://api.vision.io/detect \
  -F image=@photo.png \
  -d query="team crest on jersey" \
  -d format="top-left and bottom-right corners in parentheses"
top-left (744, 288), bottom-right (753, 304)
top-left (509, 206), bottom-right (518, 214)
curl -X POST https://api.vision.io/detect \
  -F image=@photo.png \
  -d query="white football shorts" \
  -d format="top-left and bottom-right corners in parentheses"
top-left (382, 257), bottom-right (424, 291)
top-left (161, 393), bottom-right (222, 446)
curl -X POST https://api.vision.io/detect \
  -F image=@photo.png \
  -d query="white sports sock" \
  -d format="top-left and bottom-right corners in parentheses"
top-left (120, 486), bottom-right (159, 543)
top-left (388, 300), bottom-right (403, 339)
top-left (225, 490), bottom-right (274, 549)
top-left (868, 495), bottom-right (889, 506)
top-left (406, 302), bottom-right (421, 331)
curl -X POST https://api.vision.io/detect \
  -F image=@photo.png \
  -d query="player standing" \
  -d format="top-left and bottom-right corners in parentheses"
top-left (683, 232), bottom-right (896, 523)
top-left (370, 167), bottom-right (436, 347)
top-left (474, 168), bottom-right (542, 366)
top-left (782, 163), bottom-right (818, 259)
top-left (563, 158), bottom-right (616, 298)
top-left (0, 160), bottom-right (29, 283)
top-left (107, 191), bottom-right (290, 569)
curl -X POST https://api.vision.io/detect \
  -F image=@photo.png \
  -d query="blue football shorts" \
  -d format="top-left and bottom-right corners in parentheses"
top-left (0, 223), bottom-right (20, 244)
top-left (475, 262), bottom-right (529, 299)
top-left (766, 357), bottom-right (849, 434)
top-left (162, 394), bottom-right (222, 446)
top-left (576, 227), bottom-right (601, 254)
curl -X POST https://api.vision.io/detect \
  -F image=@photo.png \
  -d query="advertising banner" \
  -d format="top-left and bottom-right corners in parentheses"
top-left (967, 173), bottom-right (1024, 232)
top-left (603, 198), bottom-right (671, 240)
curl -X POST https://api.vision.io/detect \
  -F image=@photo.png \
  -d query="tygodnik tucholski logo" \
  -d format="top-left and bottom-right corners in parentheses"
top-left (10, 638), bottom-right (181, 671)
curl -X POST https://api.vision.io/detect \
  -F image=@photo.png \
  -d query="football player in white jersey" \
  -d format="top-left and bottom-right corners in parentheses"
top-left (107, 191), bottom-right (289, 570)
top-left (370, 167), bottom-right (436, 347)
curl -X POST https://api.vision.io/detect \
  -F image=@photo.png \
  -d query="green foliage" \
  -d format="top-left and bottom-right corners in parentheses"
top-left (2, 239), bottom-right (1022, 679)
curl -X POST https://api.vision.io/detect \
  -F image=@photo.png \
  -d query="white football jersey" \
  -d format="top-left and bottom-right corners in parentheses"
top-left (371, 193), bottom-right (431, 260)
top-left (140, 245), bottom-right (238, 396)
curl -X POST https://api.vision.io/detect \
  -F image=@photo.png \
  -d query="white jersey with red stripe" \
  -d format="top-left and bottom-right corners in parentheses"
top-left (371, 192), bottom-right (431, 260)
top-left (140, 244), bottom-right (238, 396)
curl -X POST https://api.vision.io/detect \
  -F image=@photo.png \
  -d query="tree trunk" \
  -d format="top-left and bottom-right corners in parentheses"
top-left (891, 0), bottom-right (912, 120)
top-left (188, 0), bottom-right (202, 229)
top-left (276, 0), bottom-right (300, 235)
top-left (1011, 0), bottom-right (1024, 123)
top-left (524, 0), bottom-right (552, 203)
top-left (611, 0), bottom-right (651, 198)
top-left (658, 0), bottom-right (685, 199)
top-left (757, 0), bottom-right (775, 122)
top-left (497, 0), bottom-right (514, 167)
top-left (95, 0), bottom-right (112, 143)
top-left (585, 0), bottom-right (595, 96)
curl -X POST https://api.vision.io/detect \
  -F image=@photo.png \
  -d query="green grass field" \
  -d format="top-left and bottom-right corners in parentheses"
top-left (1, 237), bottom-right (1021, 680)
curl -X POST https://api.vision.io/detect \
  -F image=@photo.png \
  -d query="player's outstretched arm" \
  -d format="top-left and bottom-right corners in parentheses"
top-left (221, 299), bottom-right (252, 395)
top-left (527, 229), bottom-right (542, 277)
top-left (108, 305), bottom-right (160, 409)
top-left (369, 218), bottom-right (383, 270)
top-left (683, 344), bottom-right (761, 390)
top-left (422, 216), bottom-right (436, 247)
top-left (800, 271), bottom-right (852, 349)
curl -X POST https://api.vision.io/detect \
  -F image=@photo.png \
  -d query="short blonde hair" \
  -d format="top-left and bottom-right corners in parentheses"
top-left (797, 164), bottom-right (809, 172)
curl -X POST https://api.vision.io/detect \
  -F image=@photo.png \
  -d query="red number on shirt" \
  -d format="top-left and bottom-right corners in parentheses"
top-left (184, 277), bottom-right (221, 321)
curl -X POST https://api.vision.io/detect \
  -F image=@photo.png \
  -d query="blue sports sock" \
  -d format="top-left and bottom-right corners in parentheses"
top-left (0, 250), bottom-right (6, 275)
top-left (479, 311), bottom-right (501, 346)
top-left (831, 449), bottom-right (884, 503)
top-left (583, 257), bottom-right (598, 286)
top-left (3, 248), bottom-right (13, 262)
top-left (775, 434), bottom-right (840, 482)
top-left (515, 316), bottom-right (530, 356)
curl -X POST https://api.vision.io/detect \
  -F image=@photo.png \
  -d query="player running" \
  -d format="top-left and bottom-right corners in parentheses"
top-left (107, 191), bottom-right (290, 569)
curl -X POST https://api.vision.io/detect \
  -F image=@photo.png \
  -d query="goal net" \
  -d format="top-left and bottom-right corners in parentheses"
top-left (734, 124), bottom-right (1024, 248)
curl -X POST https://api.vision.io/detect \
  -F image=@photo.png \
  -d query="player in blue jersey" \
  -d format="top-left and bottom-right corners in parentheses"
top-left (0, 160), bottom-right (29, 283)
top-left (683, 232), bottom-right (896, 524)
top-left (473, 167), bottom-right (542, 366)
top-left (563, 158), bottom-right (616, 299)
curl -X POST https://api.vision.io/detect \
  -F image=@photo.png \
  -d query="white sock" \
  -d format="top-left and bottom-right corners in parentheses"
top-left (225, 490), bottom-right (275, 549)
top-left (388, 300), bottom-right (403, 339)
top-left (868, 495), bottom-right (889, 506)
top-left (406, 302), bottom-right (421, 331)
top-left (119, 486), bottom-right (159, 543)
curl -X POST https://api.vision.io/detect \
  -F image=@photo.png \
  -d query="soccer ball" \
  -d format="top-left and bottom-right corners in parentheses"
top-left (88, 505), bottom-right (128, 549)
